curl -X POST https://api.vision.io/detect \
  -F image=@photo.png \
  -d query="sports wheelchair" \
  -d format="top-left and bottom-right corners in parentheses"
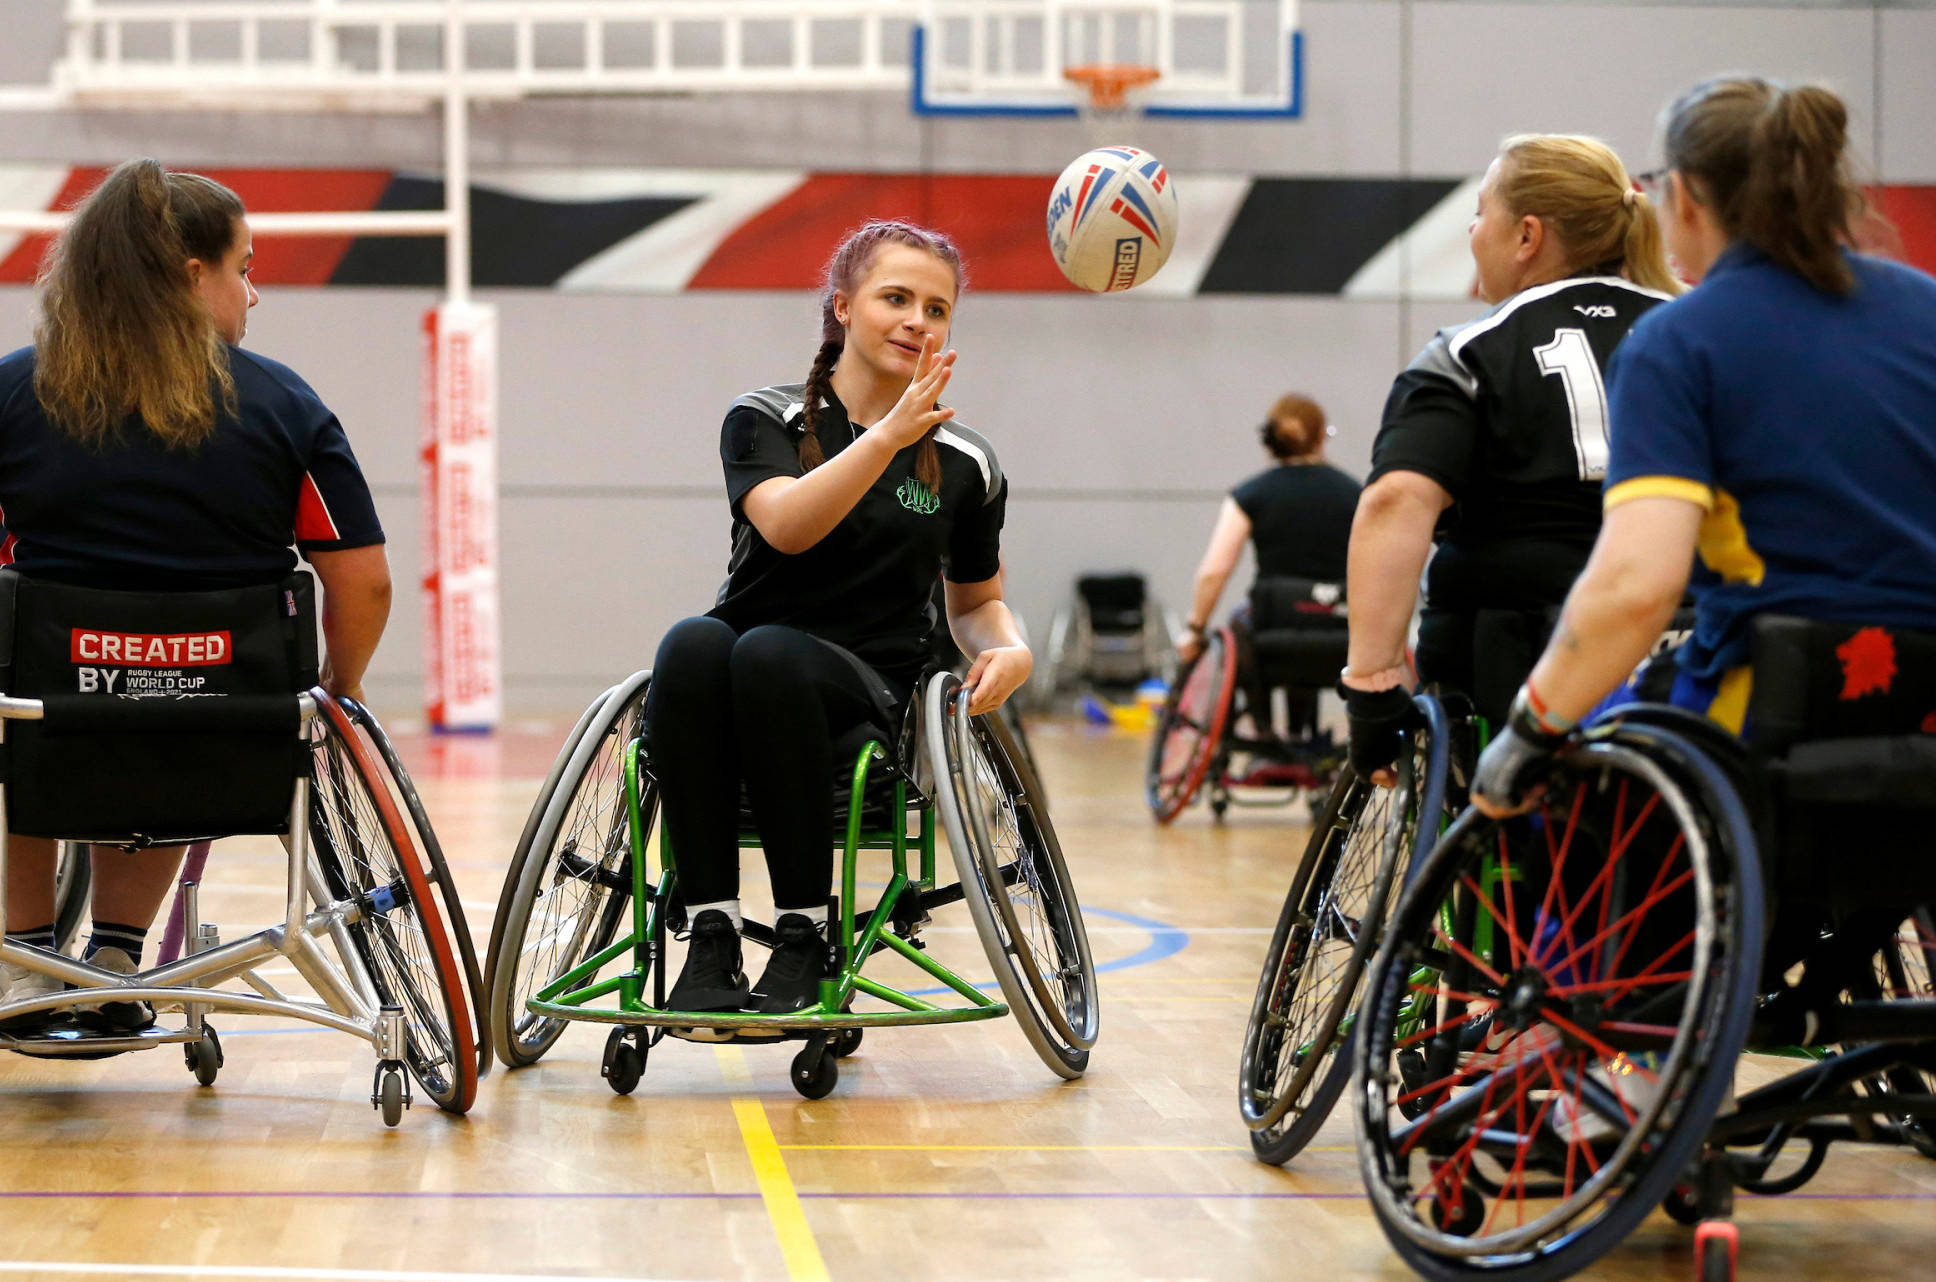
top-left (1236, 608), bottom-right (1695, 1165)
top-left (0, 571), bottom-right (484, 1126)
top-left (1147, 576), bottom-right (1349, 824)
top-left (1036, 572), bottom-right (1178, 710)
top-left (485, 668), bottom-right (1097, 1098)
top-left (1351, 615), bottom-right (1936, 1282)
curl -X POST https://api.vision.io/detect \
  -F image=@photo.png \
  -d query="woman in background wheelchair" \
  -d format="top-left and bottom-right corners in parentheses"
top-left (650, 220), bottom-right (1030, 1015)
top-left (0, 160), bottom-right (390, 1034)
top-left (1175, 391), bottom-right (1359, 671)
top-left (1352, 79), bottom-right (1936, 1282)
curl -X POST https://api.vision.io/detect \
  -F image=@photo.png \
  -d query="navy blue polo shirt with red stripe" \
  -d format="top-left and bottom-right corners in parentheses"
top-left (0, 344), bottom-right (383, 591)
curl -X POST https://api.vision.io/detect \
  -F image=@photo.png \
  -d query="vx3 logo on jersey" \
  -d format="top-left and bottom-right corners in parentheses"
top-left (897, 478), bottom-right (941, 515)
top-left (1574, 304), bottom-right (1617, 318)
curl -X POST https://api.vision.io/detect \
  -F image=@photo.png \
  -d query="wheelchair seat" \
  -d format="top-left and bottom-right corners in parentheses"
top-left (0, 568), bottom-right (480, 1122)
top-left (1239, 575), bottom-right (1348, 694)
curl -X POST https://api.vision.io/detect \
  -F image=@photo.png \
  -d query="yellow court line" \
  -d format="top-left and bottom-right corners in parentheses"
top-left (777, 1143), bottom-right (1356, 1153)
top-left (718, 1047), bottom-right (831, 1282)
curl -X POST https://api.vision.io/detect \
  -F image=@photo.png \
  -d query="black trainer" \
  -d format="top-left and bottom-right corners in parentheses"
top-left (751, 913), bottom-right (831, 1014)
top-left (666, 910), bottom-right (749, 1013)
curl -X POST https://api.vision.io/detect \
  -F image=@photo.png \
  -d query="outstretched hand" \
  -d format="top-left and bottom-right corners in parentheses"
top-left (870, 336), bottom-right (957, 451)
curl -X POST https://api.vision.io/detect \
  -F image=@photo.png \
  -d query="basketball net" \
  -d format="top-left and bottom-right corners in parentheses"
top-left (1065, 64), bottom-right (1160, 148)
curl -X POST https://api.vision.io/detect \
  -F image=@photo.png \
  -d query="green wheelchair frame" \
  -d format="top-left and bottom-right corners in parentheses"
top-left (506, 670), bottom-right (1098, 1099)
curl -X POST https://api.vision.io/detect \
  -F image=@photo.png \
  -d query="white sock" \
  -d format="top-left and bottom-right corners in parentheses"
top-left (778, 903), bottom-right (828, 931)
top-left (686, 899), bottom-right (742, 931)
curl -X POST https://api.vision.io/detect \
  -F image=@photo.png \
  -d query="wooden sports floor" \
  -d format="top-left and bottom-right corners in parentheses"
top-left (1, 716), bottom-right (1931, 1282)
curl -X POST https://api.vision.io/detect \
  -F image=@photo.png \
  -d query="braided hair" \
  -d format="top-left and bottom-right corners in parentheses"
top-left (800, 220), bottom-right (966, 493)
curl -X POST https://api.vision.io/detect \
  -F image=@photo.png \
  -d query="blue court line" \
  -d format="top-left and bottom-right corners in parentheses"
top-left (903, 904), bottom-right (1190, 998)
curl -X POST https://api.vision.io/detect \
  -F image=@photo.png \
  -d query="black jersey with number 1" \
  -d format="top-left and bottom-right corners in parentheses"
top-left (1368, 275), bottom-right (1671, 611)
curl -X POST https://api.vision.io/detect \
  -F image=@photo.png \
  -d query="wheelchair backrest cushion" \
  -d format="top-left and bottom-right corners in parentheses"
top-left (0, 570), bottom-right (318, 841)
top-left (1746, 615), bottom-right (1936, 752)
top-left (1246, 575), bottom-right (1346, 632)
top-left (1076, 573), bottom-right (1149, 632)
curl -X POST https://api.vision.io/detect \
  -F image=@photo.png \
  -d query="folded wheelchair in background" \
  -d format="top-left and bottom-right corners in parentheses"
top-left (0, 569), bottom-right (484, 1126)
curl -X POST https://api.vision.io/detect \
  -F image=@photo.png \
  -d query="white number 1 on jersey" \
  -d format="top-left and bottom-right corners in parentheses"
top-left (1535, 327), bottom-right (1610, 481)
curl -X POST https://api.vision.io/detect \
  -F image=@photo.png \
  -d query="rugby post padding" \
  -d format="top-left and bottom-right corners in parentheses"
top-left (422, 301), bottom-right (502, 731)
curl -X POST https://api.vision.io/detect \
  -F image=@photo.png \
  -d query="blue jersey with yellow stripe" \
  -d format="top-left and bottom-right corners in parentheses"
top-left (1603, 243), bottom-right (1936, 688)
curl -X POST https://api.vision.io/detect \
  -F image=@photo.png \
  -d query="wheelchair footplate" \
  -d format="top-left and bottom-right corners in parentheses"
top-left (0, 1023), bottom-right (192, 1057)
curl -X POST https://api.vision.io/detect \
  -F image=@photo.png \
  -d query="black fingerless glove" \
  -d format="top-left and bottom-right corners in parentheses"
top-left (1345, 684), bottom-right (1418, 778)
top-left (1470, 688), bottom-right (1571, 812)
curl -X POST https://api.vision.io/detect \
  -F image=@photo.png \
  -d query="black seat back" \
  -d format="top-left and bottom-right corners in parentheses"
top-left (1744, 614), bottom-right (1936, 917)
top-left (1242, 576), bottom-right (1348, 692)
top-left (1077, 573), bottom-right (1148, 635)
top-left (0, 570), bottom-right (318, 842)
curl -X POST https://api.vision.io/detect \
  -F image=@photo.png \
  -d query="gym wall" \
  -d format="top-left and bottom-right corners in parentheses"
top-left (2, 0), bottom-right (1931, 712)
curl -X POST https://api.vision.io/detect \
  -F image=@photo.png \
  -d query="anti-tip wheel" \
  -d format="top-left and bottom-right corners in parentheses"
top-left (791, 1041), bottom-right (838, 1099)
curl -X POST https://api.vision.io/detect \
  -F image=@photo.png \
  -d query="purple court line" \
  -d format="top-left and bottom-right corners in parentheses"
top-left (1, 1189), bottom-right (1929, 1202)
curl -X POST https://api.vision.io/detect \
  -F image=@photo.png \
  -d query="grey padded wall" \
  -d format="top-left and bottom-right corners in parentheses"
top-left (2, 1), bottom-right (1932, 712)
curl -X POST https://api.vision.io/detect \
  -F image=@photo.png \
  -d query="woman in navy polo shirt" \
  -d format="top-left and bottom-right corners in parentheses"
top-left (0, 160), bottom-right (390, 1031)
top-left (1472, 78), bottom-right (1936, 807)
top-left (649, 220), bottom-right (1031, 1015)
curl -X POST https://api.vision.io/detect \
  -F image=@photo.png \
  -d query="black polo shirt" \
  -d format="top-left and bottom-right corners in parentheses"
top-left (710, 383), bottom-right (1006, 687)
top-left (0, 345), bottom-right (383, 591)
top-left (1229, 461), bottom-right (1361, 583)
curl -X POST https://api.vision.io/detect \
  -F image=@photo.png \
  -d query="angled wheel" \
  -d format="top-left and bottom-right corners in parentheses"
top-left (341, 697), bottom-right (492, 1081)
top-left (53, 841), bottom-right (92, 954)
top-left (1146, 626), bottom-right (1237, 823)
top-left (1354, 719), bottom-right (1762, 1282)
top-left (309, 694), bottom-right (479, 1114)
top-left (1240, 696), bottom-right (1452, 1165)
top-left (485, 671), bottom-right (651, 1068)
top-left (930, 673), bottom-right (1099, 1079)
top-left (1865, 907), bottom-right (1936, 1158)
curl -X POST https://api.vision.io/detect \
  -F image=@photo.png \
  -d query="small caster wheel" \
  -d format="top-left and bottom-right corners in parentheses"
top-left (1210, 797), bottom-right (1229, 824)
top-left (1661, 1185), bottom-right (1702, 1227)
top-left (1694, 1221), bottom-right (1737, 1282)
top-left (376, 1069), bottom-right (407, 1128)
top-left (602, 1027), bottom-right (646, 1096)
top-left (831, 1027), bottom-right (863, 1058)
top-left (184, 1026), bottom-right (224, 1087)
top-left (791, 1040), bottom-right (838, 1100)
top-left (1429, 1188), bottom-right (1485, 1236)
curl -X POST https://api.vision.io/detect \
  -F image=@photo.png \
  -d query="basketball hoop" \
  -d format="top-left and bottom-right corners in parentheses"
top-left (1064, 63), bottom-right (1160, 142)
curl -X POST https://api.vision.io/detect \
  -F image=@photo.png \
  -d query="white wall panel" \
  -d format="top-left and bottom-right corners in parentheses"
top-left (1407, 3), bottom-right (1878, 173)
top-left (1880, 10), bottom-right (1936, 180)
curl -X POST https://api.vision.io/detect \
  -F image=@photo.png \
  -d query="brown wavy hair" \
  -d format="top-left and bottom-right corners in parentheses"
top-left (1661, 77), bottom-right (1862, 295)
top-left (1496, 134), bottom-right (1682, 296)
top-left (801, 220), bottom-right (966, 493)
top-left (34, 159), bottom-right (243, 450)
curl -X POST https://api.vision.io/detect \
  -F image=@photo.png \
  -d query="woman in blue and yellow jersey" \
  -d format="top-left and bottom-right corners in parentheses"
top-left (1471, 76), bottom-right (1936, 809)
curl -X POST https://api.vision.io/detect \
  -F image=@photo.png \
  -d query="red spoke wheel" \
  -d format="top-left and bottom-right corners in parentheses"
top-left (1145, 626), bottom-right (1237, 824)
top-left (310, 693), bottom-right (479, 1114)
top-left (1352, 720), bottom-right (1761, 1282)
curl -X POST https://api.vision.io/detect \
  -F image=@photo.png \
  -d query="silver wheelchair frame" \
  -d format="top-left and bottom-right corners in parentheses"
top-left (0, 691), bottom-right (415, 1120)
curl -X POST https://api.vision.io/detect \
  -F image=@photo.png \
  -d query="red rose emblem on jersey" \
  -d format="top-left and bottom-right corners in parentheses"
top-left (1835, 626), bottom-right (1897, 701)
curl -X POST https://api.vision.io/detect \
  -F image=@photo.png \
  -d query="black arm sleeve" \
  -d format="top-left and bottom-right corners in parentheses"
top-left (946, 474), bottom-right (1006, 584)
top-left (1367, 331), bottom-right (1485, 498)
top-left (721, 404), bottom-right (804, 520)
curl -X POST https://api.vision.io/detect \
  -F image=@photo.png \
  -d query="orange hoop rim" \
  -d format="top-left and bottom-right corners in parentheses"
top-left (1063, 63), bottom-right (1161, 111)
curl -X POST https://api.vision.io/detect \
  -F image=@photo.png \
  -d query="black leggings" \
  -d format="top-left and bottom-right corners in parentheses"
top-left (645, 617), bottom-right (907, 910)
